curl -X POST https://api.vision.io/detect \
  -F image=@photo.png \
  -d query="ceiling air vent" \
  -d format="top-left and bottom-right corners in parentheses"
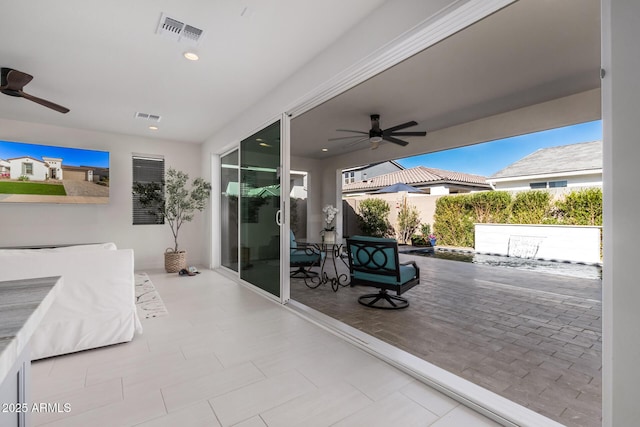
top-left (156, 13), bottom-right (204, 45)
top-left (135, 112), bottom-right (162, 123)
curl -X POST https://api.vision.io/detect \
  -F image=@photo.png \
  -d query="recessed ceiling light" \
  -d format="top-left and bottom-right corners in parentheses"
top-left (256, 138), bottom-right (264, 142)
top-left (322, 148), bottom-right (328, 152)
top-left (183, 51), bottom-right (199, 61)
top-left (259, 142), bottom-right (271, 147)
top-left (149, 126), bottom-right (159, 131)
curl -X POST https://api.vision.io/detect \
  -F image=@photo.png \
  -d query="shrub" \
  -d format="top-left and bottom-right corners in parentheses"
top-left (468, 191), bottom-right (511, 223)
top-left (397, 204), bottom-right (420, 244)
top-left (433, 195), bottom-right (474, 247)
top-left (420, 223), bottom-right (431, 236)
top-left (18, 175), bottom-right (30, 181)
top-left (357, 198), bottom-right (392, 237)
top-left (510, 190), bottom-right (553, 224)
top-left (555, 187), bottom-right (602, 226)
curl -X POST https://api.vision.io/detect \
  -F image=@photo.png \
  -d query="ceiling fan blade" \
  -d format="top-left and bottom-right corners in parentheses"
top-left (383, 135), bottom-right (409, 146)
top-left (3, 68), bottom-right (33, 91)
top-left (20, 91), bottom-right (70, 114)
top-left (388, 131), bottom-right (427, 137)
top-left (328, 135), bottom-right (369, 141)
top-left (344, 137), bottom-right (369, 147)
top-left (384, 121), bottom-right (418, 133)
top-left (335, 129), bottom-right (368, 134)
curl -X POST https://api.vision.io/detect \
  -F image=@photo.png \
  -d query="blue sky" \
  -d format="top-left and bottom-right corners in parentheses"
top-left (396, 120), bottom-right (602, 177)
top-left (0, 140), bottom-right (109, 168)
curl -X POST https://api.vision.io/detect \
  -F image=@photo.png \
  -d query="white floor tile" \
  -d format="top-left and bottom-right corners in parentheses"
top-left (231, 416), bottom-right (267, 427)
top-left (33, 377), bottom-right (122, 425)
top-left (134, 401), bottom-right (220, 427)
top-left (209, 370), bottom-right (316, 426)
top-left (85, 350), bottom-right (185, 386)
top-left (399, 381), bottom-right (459, 417)
top-left (332, 391), bottom-right (440, 427)
top-left (430, 405), bottom-right (502, 427)
top-left (123, 353), bottom-right (225, 398)
top-left (161, 362), bottom-right (265, 413)
top-left (344, 359), bottom-right (415, 401)
top-left (38, 389), bottom-right (166, 427)
top-left (27, 269), bottom-right (499, 427)
top-left (260, 381), bottom-right (372, 427)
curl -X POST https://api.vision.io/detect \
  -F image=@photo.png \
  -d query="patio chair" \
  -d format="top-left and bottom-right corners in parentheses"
top-left (346, 235), bottom-right (420, 309)
top-left (290, 230), bottom-right (323, 278)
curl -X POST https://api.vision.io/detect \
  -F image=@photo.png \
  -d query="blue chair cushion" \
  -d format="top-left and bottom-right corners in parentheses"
top-left (291, 249), bottom-right (322, 264)
top-left (352, 263), bottom-right (417, 286)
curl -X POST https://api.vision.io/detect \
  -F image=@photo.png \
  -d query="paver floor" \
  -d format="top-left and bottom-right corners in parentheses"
top-left (290, 253), bottom-right (602, 427)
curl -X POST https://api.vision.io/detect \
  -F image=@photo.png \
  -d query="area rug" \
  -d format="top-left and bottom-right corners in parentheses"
top-left (135, 272), bottom-right (169, 319)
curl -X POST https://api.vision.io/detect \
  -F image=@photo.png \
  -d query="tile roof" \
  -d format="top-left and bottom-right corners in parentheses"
top-left (490, 141), bottom-right (602, 179)
top-left (342, 166), bottom-right (489, 193)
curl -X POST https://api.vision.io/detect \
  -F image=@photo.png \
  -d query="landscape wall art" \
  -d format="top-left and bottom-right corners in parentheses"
top-left (0, 139), bottom-right (109, 204)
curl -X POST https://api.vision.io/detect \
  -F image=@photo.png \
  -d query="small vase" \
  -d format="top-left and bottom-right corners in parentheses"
top-left (429, 238), bottom-right (437, 247)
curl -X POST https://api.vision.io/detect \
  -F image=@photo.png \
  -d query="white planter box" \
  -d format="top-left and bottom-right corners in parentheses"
top-left (475, 224), bottom-right (601, 264)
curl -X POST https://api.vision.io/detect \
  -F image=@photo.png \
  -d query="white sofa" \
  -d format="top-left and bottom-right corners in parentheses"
top-left (0, 243), bottom-right (143, 360)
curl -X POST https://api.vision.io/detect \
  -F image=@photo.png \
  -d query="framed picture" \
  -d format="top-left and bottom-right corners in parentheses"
top-left (0, 139), bottom-right (109, 204)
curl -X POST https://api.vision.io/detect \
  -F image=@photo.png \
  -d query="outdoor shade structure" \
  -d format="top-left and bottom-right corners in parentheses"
top-left (374, 182), bottom-right (424, 193)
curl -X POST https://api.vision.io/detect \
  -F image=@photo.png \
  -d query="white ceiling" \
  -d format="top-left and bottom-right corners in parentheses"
top-left (0, 0), bottom-right (387, 143)
top-left (292, 0), bottom-right (601, 159)
top-left (0, 0), bottom-right (601, 154)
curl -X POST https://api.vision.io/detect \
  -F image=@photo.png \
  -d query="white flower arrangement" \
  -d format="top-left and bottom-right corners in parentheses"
top-left (322, 204), bottom-right (339, 230)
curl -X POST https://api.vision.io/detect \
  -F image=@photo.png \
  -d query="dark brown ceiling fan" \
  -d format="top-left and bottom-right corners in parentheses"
top-left (329, 114), bottom-right (426, 150)
top-left (0, 67), bottom-right (69, 113)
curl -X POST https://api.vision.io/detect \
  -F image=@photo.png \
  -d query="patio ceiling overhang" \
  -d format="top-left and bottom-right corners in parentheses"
top-left (290, 0), bottom-right (600, 166)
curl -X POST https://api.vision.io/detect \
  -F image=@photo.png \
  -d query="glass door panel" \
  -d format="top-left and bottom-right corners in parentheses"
top-left (240, 121), bottom-right (281, 297)
top-left (220, 150), bottom-right (239, 271)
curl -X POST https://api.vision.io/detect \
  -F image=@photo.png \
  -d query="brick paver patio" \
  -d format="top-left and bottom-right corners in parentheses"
top-left (290, 253), bottom-right (602, 427)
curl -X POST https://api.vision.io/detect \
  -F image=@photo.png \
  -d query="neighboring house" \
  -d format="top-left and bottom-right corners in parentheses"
top-left (0, 159), bottom-right (9, 177)
top-left (487, 141), bottom-right (602, 192)
top-left (342, 160), bottom-right (404, 186)
top-left (342, 165), bottom-right (490, 195)
top-left (8, 156), bottom-right (50, 181)
top-left (42, 156), bottom-right (63, 180)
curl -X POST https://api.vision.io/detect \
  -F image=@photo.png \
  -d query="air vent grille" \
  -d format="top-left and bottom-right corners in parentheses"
top-left (156, 13), bottom-right (204, 45)
top-left (135, 112), bottom-right (162, 123)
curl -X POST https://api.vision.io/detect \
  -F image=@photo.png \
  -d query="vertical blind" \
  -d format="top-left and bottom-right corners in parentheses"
top-left (132, 156), bottom-right (165, 225)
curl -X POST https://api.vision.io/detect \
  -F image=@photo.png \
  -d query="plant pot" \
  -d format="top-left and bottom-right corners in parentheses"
top-left (165, 249), bottom-right (187, 273)
top-left (429, 239), bottom-right (437, 247)
top-left (322, 230), bottom-right (335, 244)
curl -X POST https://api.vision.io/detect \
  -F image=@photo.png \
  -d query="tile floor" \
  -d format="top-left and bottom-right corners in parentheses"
top-left (31, 269), bottom-right (500, 427)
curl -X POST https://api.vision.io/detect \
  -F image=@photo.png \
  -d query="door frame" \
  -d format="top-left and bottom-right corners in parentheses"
top-left (214, 114), bottom-right (290, 304)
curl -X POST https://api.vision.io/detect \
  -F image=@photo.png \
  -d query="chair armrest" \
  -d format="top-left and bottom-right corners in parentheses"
top-left (293, 243), bottom-right (323, 255)
top-left (400, 260), bottom-right (420, 276)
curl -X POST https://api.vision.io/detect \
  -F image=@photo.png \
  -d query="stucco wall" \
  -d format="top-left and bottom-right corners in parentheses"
top-left (0, 118), bottom-right (204, 270)
top-left (475, 223), bottom-right (601, 263)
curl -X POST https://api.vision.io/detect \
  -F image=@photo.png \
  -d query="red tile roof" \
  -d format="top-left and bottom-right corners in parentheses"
top-left (343, 166), bottom-right (489, 193)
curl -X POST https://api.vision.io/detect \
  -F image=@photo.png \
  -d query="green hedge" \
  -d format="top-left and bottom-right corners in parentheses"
top-left (357, 198), bottom-right (393, 237)
top-left (433, 188), bottom-right (602, 247)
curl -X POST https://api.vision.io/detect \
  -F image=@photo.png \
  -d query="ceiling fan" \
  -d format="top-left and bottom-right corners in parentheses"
top-left (0, 67), bottom-right (70, 114)
top-left (329, 114), bottom-right (426, 150)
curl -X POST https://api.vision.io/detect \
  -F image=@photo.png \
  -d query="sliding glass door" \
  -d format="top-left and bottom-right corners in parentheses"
top-left (239, 120), bottom-right (285, 298)
top-left (220, 150), bottom-right (239, 271)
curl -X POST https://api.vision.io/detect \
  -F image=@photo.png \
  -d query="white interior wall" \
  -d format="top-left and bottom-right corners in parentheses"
top-left (0, 118), bottom-right (204, 270)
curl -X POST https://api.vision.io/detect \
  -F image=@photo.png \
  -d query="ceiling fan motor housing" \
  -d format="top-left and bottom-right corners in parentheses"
top-left (369, 114), bottom-right (383, 141)
top-left (0, 68), bottom-right (21, 96)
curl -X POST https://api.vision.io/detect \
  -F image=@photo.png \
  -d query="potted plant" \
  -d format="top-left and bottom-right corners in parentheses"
top-left (133, 167), bottom-right (211, 272)
top-left (321, 204), bottom-right (339, 243)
